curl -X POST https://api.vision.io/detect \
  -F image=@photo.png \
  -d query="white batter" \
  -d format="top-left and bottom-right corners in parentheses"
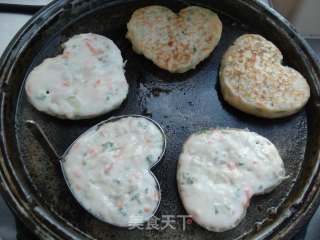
top-left (177, 128), bottom-right (286, 232)
top-left (25, 33), bottom-right (128, 119)
top-left (63, 116), bottom-right (164, 227)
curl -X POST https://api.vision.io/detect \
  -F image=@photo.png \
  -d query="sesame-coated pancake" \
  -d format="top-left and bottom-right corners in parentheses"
top-left (220, 34), bottom-right (310, 118)
top-left (126, 6), bottom-right (222, 73)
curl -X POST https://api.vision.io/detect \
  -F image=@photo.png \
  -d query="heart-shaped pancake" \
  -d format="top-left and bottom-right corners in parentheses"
top-left (126, 6), bottom-right (222, 73)
top-left (63, 116), bottom-right (166, 227)
top-left (177, 128), bottom-right (286, 232)
top-left (25, 33), bottom-right (128, 119)
top-left (220, 34), bottom-right (310, 118)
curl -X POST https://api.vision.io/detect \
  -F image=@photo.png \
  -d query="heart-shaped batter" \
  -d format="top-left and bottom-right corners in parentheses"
top-left (126, 6), bottom-right (222, 73)
top-left (177, 128), bottom-right (286, 232)
top-left (63, 116), bottom-right (165, 227)
top-left (25, 33), bottom-right (128, 119)
top-left (220, 34), bottom-right (310, 118)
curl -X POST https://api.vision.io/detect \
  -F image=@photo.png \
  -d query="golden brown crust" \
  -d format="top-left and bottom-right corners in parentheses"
top-left (126, 6), bottom-right (222, 73)
top-left (220, 34), bottom-right (310, 118)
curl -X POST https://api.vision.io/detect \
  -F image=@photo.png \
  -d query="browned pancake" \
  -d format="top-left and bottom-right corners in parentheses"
top-left (220, 34), bottom-right (310, 118)
top-left (126, 6), bottom-right (222, 73)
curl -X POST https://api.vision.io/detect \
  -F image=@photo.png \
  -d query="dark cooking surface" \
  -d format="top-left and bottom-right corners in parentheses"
top-left (0, 0), bottom-right (320, 239)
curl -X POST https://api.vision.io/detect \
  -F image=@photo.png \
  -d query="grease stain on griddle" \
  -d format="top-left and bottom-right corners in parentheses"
top-left (255, 222), bottom-right (263, 231)
top-left (151, 87), bottom-right (172, 97)
top-left (257, 205), bottom-right (263, 212)
top-left (267, 207), bottom-right (278, 222)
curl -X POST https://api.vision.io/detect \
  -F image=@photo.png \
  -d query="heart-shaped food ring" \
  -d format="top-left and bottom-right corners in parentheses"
top-left (26, 115), bottom-right (166, 227)
top-left (25, 33), bottom-right (128, 120)
top-left (126, 5), bottom-right (222, 73)
top-left (63, 115), bottom-right (166, 227)
top-left (177, 128), bottom-right (286, 232)
top-left (219, 34), bottom-right (310, 118)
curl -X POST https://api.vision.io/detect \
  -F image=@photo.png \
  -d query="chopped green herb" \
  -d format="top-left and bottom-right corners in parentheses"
top-left (195, 128), bottom-right (210, 135)
top-left (68, 96), bottom-right (76, 100)
top-left (74, 114), bottom-right (81, 119)
top-left (145, 188), bottom-right (149, 194)
top-left (235, 188), bottom-right (242, 197)
top-left (67, 96), bottom-right (78, 105)
top-left (182, 172), bottom-right (194, 184)
top-left (72, 45), bottom-right (76, 49)
top-left (124, 166), bottom-right (130, 171)
top-left (35, 93), bottom-right (47, 100)
top-left (214, 206), bottom-right (219, 215)
top-left (225, 205), bottom-right (231, 211)
top-left (238, 162), bottom-right (245, 166)
top-left (82, 160), bottom-right (87, 166)
top-left (128, 190), bottom-right (134, 195)
top-left (75, 107), bottom-right (81, 116)
top-left (138, 121), bottom-right (147, 129)
top-left (67, 96), bottom-right (80, 111)
top-left (106, 95), bottom-right (110, 101)
top-left (103, 43), bottom-right (110, 49)
top-left (101, 141), bottom-right (117, 151)
top-left (193, 46), bottom-right (197, 52)
top-left (130, 193), bottom-right (141, 203)
top-left (119, 206), bottom-right (127, 216)
top-left (113, 179), bottom-right (121, 184)
top-left (146, 155), bottom-right (154, 164)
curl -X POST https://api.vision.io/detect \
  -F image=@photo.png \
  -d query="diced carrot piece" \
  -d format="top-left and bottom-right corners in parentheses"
top-left (244, 188), bottom-right (251, 199)
top-left (256, 103), bottom-right (264, 109)
top-left (90, 33), bottom-right (97, 40)
top-left (107, 82), bottom-right (113, 91)
top-left (85, 41), bottom-right (103, 55)
top-left (272, 151), bottom-right (278, 157)
top-left (144, 206), bottom-right (151, 213)
top-left (116, 199), bottom-right (124, 208)
top-left (85, 42), bottom-right (98, 54)
top-left (26, 85), bottom-right (32, 94)
top-left (62, 80), bottom-right (70, 87)
top-left (129, 172), bottom-right (139, 183)
top-left (227, 162), bottom-right (236, 171)
top-left (104, 162), bottom-right (114, 173)
top-left (94, 79), bottom-right (101, 88)
top-left (89, 148), bottom-right (97, 157)
top-left (74, 171), bottom-right (81, 178)
top-left (242, 200), bottom-right (249, 209)
top-left (63, 51), bottom-right (71, 58)
top-left (73, 143), bottom-right (81, 149)
top-left (153, 191), bottom-right (159, 201)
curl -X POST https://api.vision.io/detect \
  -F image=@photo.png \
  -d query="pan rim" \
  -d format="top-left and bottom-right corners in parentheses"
top-left (0, 0), bottom-right (320, 239)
